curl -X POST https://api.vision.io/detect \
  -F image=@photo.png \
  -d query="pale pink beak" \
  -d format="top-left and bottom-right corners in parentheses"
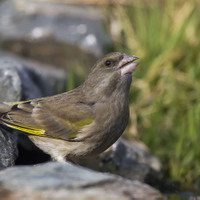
top-left (118, 55), bottom-right (139, 75)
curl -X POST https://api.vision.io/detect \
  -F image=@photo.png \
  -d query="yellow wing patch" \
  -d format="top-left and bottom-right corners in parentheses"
top-left (66, 118), bottom-right (94, 140)
top-left (70, 118), bottom-right (93, 131)
top-left (4, 123), bottom-right (45, 137)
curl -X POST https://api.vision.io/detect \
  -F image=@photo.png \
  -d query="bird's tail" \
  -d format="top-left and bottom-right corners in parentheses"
top-left (0, 101), bottom-right (46, 137)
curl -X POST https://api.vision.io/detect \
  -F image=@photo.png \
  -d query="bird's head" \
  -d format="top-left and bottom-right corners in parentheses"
top-left (83, 52), bottom-right (139, 101)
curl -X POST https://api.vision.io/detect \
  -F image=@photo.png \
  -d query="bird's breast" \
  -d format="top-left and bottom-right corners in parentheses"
top-left (80, 98), bottom-right (129, 156)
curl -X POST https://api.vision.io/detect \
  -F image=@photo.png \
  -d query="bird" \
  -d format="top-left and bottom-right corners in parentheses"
top-left (0, 52), bottom-right (139, 162)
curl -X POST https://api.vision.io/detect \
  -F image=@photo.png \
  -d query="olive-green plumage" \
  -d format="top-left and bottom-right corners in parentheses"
top-left (0, 52), bottom-right (139, 162)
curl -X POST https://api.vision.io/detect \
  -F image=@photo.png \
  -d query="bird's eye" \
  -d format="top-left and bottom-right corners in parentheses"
top-left (105, 60), bottom-right (112, 66)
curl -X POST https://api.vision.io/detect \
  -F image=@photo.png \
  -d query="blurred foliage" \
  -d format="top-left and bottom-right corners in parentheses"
top-left (107, 0), bottom-right (200, 188)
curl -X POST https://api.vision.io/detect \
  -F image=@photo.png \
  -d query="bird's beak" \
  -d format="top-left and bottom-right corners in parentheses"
top-left (117, 55), bottom-right (139, 76)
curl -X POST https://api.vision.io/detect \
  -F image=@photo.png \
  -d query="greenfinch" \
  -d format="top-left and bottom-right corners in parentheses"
top-left (0, 52), bottom-right (139, 162)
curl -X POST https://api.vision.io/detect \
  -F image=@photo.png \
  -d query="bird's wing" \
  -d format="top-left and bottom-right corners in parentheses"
top-left (0, 98), bottom-right (94, 141)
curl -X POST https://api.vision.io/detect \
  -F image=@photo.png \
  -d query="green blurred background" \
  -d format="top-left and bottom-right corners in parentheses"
top-left (107, 0), bottom-right (200, 189)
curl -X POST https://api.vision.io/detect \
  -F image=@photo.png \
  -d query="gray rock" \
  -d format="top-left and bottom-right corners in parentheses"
top-left (0, 162), bottom-right (165, 200)
top-left (0, 54), bottom-right (67, 99)
top-left (0, 56), bottom-right (51, 102)
top-left (0, 129), bottom-right (18, 170)
top-left (102, 139), bottom-right (162, 181)
top-left (0, 59), bottom-right (22, 169)
top-left (0, 59), bottom-right (22, 102)
top-left (0, 51), bottom-right (67, 95)
top-left (78, 139), bottom-right (162, 183)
